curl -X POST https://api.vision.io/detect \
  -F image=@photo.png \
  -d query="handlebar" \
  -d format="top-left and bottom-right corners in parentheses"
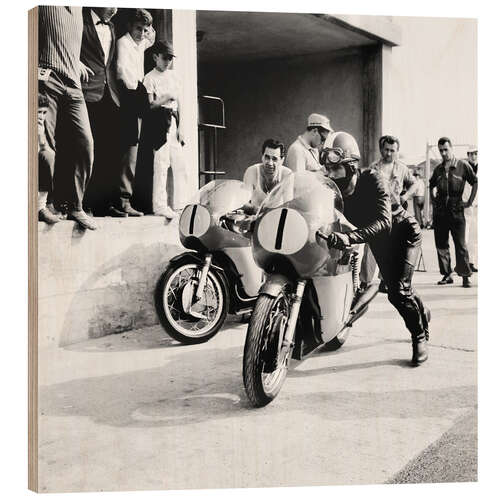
top-left (316, 230), bottom-right (330, 242)
top-left (220, 211), bottom-right (256, 235)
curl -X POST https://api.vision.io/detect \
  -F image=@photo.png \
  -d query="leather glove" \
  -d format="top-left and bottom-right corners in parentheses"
top-left (327, 232), bottom-right (351, 250)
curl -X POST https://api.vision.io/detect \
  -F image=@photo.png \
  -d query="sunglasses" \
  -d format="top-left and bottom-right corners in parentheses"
top-left (318, 130), bottom-right (330, 143)
top-left (324, 148), bottom-right (342, 164)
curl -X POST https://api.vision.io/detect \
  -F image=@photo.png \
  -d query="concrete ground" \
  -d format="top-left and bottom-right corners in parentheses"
top-left (37, 229), bottom-right (477, 493)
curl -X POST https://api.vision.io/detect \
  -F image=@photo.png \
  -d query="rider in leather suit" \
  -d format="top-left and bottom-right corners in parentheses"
top-left (322, 132), bottom-right (430, 365)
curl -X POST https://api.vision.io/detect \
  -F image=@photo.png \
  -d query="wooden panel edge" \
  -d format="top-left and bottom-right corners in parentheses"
top-left (28, 5), bottom-right (39, 493)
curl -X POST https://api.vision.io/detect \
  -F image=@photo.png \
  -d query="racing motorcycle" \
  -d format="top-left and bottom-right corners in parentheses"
top-left (156, 180), bottom-right (262, 344)
top-left (243, 171), bottom-right (379, 407)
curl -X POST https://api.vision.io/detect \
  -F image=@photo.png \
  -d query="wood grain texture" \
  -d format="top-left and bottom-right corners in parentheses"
top-left (28, 6), bottom-right (39, 493)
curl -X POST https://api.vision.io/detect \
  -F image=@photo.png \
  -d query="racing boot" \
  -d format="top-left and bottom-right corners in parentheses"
top-left (411, 307), bottom-right (430, 365)
top-left (411, 333), bottom-right (428, 366)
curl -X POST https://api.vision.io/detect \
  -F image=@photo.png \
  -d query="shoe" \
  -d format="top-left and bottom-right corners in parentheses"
top-left (154, 207), bottom-right (177, 219)
top-left (107, 206), bottom-right (128, 218)
top-left (470, 264), bottom-right (478, 273)
top-left (437, 274), bottom-right (453, 285)
top-left (38, 207), bottom-right (60, 224)
top-left (411, 339), bottom-right (428, 365)
top-left (378, 280), bottom-right (388, 293)
top-left (68, 210), bottom-right (98, 230)
top-left (46, 202), bottom-right (65, 219)
top-left (121, 204), bottom-right (144, 217)
top-left (462, 276), bottom-right (471, 288)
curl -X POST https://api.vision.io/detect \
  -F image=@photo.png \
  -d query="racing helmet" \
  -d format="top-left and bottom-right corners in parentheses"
top-left (320, 132), bottom-right (361, 194)
top-left (320, 131), bottom-right (361, 166)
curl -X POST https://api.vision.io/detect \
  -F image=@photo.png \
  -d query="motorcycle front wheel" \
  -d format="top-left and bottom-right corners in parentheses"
top-left (155, 262), bottom-right (229, 344)
top-left (243, 289), bottom-right (291, 407)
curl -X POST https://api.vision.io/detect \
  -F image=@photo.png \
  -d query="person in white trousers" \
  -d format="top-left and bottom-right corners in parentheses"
top-left (464, 146), bottom-right (478, 272)
top-left (143, 40), bottom-right (187, 218)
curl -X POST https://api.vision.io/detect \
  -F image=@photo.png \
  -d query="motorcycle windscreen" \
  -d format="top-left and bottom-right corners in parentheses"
top-left (180, 180), bottom-right (254, 250)
top-left (255, 171), bottom-right (343, 277)
top-left (191, 180), bottom-right (252, 220)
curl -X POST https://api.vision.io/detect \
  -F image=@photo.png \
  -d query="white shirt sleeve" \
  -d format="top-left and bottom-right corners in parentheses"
top-left (142, 72), bottom-right (155, 96)
top-left (116, 37), bottom-right (138, 90)
top-left (243, 165), bottom-right (257, 190)
top-left (286, 144), bottom-right (306, 173)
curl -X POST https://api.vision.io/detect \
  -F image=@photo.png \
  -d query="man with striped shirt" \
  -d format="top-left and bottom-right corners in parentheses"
top-left (38, 5), bottom-right (97, 229)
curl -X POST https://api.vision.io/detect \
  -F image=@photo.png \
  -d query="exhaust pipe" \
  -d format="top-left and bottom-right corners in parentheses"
top-left (324, 283), bottom-right (379, 350)
top-left (349, 283), bottom-right (379, 320)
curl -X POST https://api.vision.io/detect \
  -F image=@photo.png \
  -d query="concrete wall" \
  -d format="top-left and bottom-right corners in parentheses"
top-left (38, 218), bottom-right (183, 348)
top-left (172, 10), bottom-right (200, 203)
top-left (198, 49), bottom-right (366, 180)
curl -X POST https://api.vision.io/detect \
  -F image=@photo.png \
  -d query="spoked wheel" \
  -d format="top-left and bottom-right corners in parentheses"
top-left (155, 262), bottom-right (229, 344)
top-left (243, 288), bottom-right (292, 407)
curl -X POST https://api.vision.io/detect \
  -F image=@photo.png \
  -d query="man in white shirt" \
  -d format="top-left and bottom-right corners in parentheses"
top-left (408, 171), bottom-right (426, 228)
top-left (286, 113), bottom-right (333, 173)
top-left (115, 8), bottom-right (155, 216)
top-left (242, 139), bottom-right (292, 214)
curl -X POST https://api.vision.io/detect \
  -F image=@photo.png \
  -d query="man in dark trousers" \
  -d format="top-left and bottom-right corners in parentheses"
top-left (80, 7), bottom-right (125, 217)
top-left (38, 5), bottom-right (96, 229)
top-left (322, 132), bottom-right (430, 365)
top-left (430, 137), bottom-right (477, 288)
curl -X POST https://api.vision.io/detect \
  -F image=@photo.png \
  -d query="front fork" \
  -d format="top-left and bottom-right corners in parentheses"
top-left (280, 280), bottom-right (306, 357)
top-left (195, 254), bottom-right (212, 299)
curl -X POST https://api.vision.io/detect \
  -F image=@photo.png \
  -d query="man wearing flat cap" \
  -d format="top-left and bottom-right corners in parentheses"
top-left (286, 113), bottom-right (333, 173)
top-left (143, 40), bottom-right (187, 217)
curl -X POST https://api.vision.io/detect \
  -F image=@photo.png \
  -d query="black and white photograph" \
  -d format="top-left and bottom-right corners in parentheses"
top-left (23, 0), bottom-right (486, 495)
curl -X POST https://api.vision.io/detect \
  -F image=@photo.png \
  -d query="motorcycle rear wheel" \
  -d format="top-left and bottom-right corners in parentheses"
top-left (155, 263), bottom-right (229, 344)
top-left (243, 290), bottom-right (291, 407)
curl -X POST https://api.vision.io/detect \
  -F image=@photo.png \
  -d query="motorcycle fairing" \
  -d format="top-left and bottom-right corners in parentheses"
top-left (312, 272), bottom-right (353, 344)
top-left (293, 280), bottom-right (324, 360)
top-left (223, 247), bottom-right (263, 298)
top-left (253, 172), bottom-right (345, 278)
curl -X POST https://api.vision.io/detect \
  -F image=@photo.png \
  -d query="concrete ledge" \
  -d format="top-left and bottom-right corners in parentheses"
top-left (317, 14), bottom-right (402, 47)
top-left (37, 216), bottom-right (183, 348)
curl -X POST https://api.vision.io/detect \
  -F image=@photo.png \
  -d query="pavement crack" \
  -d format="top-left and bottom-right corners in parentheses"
top-left (429, 343), bottom-right (475, 353)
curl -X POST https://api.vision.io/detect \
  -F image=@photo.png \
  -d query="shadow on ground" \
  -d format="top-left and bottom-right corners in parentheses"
top-left (64, 318), bottom-right (246, 353)
top-left (40, 340), bottom-right (477, 430)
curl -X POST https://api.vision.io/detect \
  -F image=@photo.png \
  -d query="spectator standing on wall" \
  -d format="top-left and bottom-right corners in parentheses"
top-left (430, 137), bottom-right (477, 288)
top-left (143, 40), bottom-right (187, 218)
top-left (115, 8), bottom-right (155, 216)
top-left (38, 5), bottom-right (97, 230)
top-left (286, 113), bottom-right (333, 173)
top-left (80, 7), bottom-right (125, 217)
top-left (464, 146), bottom-right (478, 272)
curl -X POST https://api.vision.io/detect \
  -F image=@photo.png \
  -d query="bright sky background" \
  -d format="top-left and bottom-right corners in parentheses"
top-left (387, 16), bottom-right (477, 161)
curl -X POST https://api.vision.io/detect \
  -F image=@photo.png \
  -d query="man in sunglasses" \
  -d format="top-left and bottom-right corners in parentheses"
top-left (286, 113), bottom-right (333, 173)
top-left (321, 132), bottom-right (431, 366)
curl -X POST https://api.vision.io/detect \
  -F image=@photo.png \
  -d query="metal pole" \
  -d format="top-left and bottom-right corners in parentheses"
top-left (214, 128), bottom-right (218, 180)
top-left (424, 142), bottom-right (431, 225)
